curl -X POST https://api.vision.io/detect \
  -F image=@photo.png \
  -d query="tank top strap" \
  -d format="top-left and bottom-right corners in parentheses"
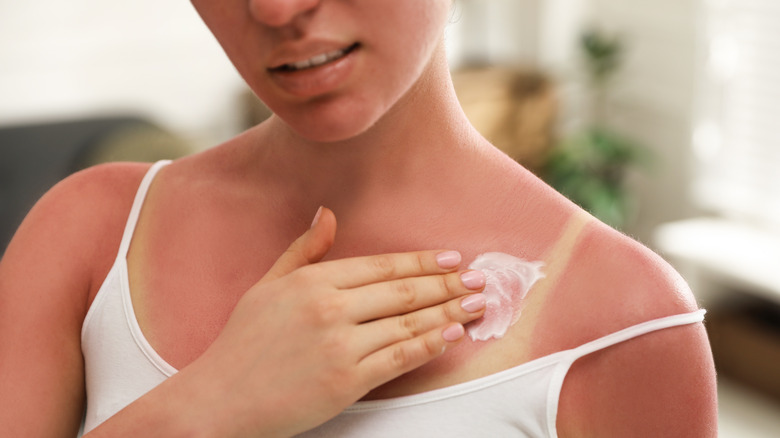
top-left (568, 309), bottom-right (706, 360)
top-left (116, 160), bottom-right (172, 259)
top-left (545, 308), bottom-right (707, 436)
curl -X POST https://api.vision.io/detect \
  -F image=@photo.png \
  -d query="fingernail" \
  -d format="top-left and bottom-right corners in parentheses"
top-left (461, 294), bottom-right (486, 313)
top-left (442, 323), bottom-right (465, 342)
top-left (436, 251), bottom-right (461, 269)
top-left (460, 270), bottom-right (486, 290)
top-left (310, 206), bottom-right (323, 229)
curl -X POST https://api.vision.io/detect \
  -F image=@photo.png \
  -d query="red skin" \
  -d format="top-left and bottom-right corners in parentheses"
top-left (0, 0), bottom-right (717, 436)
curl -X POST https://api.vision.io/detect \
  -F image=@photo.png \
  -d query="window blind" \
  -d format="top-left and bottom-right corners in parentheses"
top-left (693, 0), bottom-right (780, 231)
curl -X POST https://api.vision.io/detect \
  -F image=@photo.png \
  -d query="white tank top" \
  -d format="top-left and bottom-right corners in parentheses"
top-left (81, 161), bottom-right (706, 436)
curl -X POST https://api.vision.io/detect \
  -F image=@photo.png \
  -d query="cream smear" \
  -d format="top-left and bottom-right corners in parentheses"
top-left (465, 252), bottom-right (545, 342)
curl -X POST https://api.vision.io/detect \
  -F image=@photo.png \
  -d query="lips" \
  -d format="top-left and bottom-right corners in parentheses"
top-left (266, 42), bottom-right (360, 98)
top-left (269, 43), bottom-right (360, 73)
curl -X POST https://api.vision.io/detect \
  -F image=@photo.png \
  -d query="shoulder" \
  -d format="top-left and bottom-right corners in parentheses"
top-left (550, 217), bottom-right (717, 436)
top-left (570, 218), bottom-right (699, 325)
top-left (17, 160), bottom-right (153, 223)
top-left (532, 214), bottom-right (699, 351)
top-left (3, 161), bottom-right (154, 307)
top-left (12, 161), bottom-right (153, 249)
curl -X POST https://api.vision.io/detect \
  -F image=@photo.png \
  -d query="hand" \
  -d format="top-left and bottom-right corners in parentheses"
top-left (188, 207), bottom-right (486, 437)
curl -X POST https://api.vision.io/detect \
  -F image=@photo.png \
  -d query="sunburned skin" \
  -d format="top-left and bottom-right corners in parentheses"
top-left (465, 252), bottom-right (545, 342)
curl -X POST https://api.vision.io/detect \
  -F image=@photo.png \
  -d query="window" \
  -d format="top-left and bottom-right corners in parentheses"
top-left (693, 0), bottom-right (780, 231)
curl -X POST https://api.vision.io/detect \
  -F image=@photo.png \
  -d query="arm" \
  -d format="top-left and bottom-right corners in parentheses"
top-left (0, 163), bottom-right (149, 436)
top-left (561, 320), bottom-right (717, 437)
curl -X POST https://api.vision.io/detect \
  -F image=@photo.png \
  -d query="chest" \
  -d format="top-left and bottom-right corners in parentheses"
top-left (122, 181), bottom-right (572, 394)
top-left (125, 196), bottom-right (293, 369)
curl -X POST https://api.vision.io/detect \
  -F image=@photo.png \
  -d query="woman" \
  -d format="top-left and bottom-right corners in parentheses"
top-left (0, 0), bottom-right (717, 436)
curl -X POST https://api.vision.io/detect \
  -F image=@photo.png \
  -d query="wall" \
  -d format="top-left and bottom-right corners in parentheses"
top-left (447, 0), bottom-right (589, 72)
top-left (447, 0), bottom-right (541, 68)
top-left (583, 0), bottom-right (703, 244)
top-left (0, 1), bottom-right (245, 148)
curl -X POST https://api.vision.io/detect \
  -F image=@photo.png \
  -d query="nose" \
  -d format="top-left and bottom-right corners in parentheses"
top-left (249, 0), bottom-right (321, 28)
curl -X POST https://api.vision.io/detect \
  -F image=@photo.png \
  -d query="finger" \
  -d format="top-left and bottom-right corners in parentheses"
top-left (355, 293), bottom-right (486, 355)
top-left (356, 323), bottom-right (467, 391)
top-left (318, 249), bottom-right (464, 289)
top-left (345, 270), bottom-right (486, 322)
top-left (261, 206), bottom-right (337, 283)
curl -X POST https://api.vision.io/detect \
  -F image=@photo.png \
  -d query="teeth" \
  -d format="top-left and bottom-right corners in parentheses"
top-left (286, 47), bottom-right (349, 71)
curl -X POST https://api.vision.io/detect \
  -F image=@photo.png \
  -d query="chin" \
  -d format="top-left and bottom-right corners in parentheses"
top-left (282, 99), bottom-right (388, 144)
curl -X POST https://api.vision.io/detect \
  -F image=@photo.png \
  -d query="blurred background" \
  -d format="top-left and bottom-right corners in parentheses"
top-left (2, 0), bottom-right (780, 434)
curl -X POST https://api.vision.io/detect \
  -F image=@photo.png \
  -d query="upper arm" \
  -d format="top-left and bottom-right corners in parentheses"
top-left (559, 321), bottom-right (718, 437)
top-left (0, 163), bottom-right (148, 436)
top-left (556, 223), bottom-right (718, 437)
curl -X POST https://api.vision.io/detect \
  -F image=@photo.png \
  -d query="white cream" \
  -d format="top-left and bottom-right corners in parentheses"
top-left (465, 252), bottom-right (545, 342)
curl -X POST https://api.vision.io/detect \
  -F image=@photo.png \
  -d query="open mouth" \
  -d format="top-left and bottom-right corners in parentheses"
top-left (270, 43), bottom-right (360, 73)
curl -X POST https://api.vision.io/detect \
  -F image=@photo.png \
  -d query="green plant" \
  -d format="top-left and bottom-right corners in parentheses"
top-left (542, 28), bottom-right (649, 229)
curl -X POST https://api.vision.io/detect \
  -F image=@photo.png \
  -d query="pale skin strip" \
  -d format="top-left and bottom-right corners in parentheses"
top-left (520, 209), bottom-right (594, 327)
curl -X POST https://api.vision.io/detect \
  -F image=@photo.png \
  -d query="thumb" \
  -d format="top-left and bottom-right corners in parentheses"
top-left (261, 207), bottom-right (337, 283)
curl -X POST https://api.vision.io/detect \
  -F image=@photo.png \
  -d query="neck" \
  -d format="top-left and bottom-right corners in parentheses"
top-left (223, 44), bottom-right (546, 263)
top-left (246, 45), bottom-right (491, 209)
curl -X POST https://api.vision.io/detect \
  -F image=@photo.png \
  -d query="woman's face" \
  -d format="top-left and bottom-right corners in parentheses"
top-left (190, 0), bottom-right (452, 142)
